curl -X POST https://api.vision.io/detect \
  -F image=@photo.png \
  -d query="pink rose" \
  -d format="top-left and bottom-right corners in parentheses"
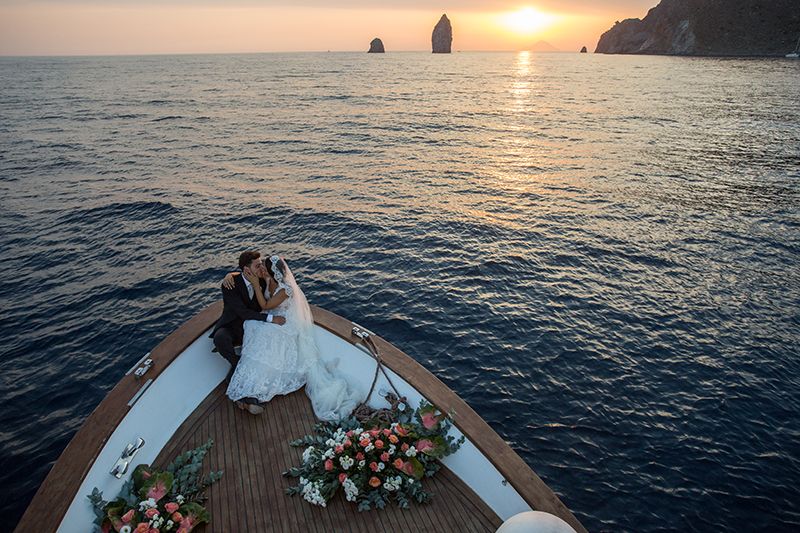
top-left (359, 438), bottom-right (370, 448)
top-left (402, 462), bottom-right (415, 476)
top-left (144, 508), bottom-right (159, 519)
top-left (324, 459), bottom-right (334, 471)
top-left (164, 502), bottom-right (179, 514)
top-left (380, 452), bottom-right (390, 462)
top-left (421, 412), bottom-right (441, 430)
top-left (369, 461), bottom-right (379, 472)
top-left (346, 430), bottom-right (354, 437)
top-left (393, 458), bottom-right (404, 469)
top-left (334, 445), bottom-right (344, 454)
top-left (149, 529), bottom-right (160, 533)
top-left (369, 429), bottom-right (379, 437)
top-left (401, 443), bottom-right (409, 452)
top-left (382, 428), bottom-right (391, 437)
top-left (369, 476), bottom-right (381, 488)
top-left (135, 524), bottom-right (150, 533)
top-left (374, 440), bottom-right (384, 449)
top-left (416, 439), bottom-right (434, 454)
top-left (338, 473), bottom-right (347, 484)
top-left (355, 452), bottom-right (364, 461)
top-left (121, 509), bottom-right (135, 523)
top-left (343, 439), bottom-right (352, 448)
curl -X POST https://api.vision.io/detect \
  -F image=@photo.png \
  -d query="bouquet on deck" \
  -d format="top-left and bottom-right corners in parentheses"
top-left (87, 439), bottom-right (223, 533)
top-left (284, 400), bottom-right (464, 511)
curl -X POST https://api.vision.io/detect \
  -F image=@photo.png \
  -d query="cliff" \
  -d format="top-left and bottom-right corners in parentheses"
top-left (432, 14), bottom-right (453, 53)
top-left (595, 0), bottom-right (800, 56)
top-left (368, 38), bottom-right (385, 53)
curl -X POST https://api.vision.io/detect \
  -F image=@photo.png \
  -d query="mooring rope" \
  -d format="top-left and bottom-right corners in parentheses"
top-left (351, 333), bottom-right (407, 424)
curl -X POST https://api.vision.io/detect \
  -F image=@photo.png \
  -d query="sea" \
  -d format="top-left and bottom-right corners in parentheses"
top-left (0, 51), bottom-right (798, 531)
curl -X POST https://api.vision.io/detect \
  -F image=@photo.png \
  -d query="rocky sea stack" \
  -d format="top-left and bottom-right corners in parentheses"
top-left (580, 46), bottom-right (588, 53)
top-left (368, 38), bottom-right (385, 53)
top-left (595, 0), bottom-right (800, 56)
top-left (432, 14), bottom-right (453, 53)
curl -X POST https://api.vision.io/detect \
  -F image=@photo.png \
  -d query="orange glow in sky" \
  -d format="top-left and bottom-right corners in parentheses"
top-left (497, 7), bottom-right (559, 36)
top-left (0, 2), bottom-right (654, 56)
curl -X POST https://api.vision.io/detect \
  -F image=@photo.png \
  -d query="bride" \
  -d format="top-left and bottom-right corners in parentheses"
top-left (222, 255), bottom-right (359, 421)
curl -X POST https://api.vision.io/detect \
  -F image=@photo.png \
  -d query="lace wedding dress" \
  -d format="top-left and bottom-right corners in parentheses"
top-left (226, 256), bottom-right (360, 421)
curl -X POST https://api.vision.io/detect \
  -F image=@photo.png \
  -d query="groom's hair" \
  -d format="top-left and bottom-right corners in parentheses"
top-left (238, 250), bottom-right (261, 270)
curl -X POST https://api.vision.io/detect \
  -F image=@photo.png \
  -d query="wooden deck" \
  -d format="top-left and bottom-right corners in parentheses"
top-left (155, 383), bottom-right (503, 532)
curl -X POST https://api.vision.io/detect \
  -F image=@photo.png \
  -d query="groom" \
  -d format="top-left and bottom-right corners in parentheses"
top-left (211, 250), bottom-right (284, 415)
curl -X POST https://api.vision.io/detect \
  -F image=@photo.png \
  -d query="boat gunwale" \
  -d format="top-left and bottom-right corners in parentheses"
top-left (15, 301), bottom-right (586, 533)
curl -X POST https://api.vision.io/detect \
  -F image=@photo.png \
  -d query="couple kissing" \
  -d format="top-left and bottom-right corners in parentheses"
top-left (210, 250), bottom-right (359, 421)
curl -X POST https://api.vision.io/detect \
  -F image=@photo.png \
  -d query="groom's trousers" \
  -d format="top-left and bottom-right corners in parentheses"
top-left (213, 326), bottom-right (242, 369)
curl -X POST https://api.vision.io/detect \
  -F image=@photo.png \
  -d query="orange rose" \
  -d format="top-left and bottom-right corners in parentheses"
top-left (369, 476), bottom-right (381, 488)
top-left (388, 434), bottom-right (398, 444)
top-left (393, 458), bottom-right (404, 469)
top-left (374, 440), bottom-right (384, 449)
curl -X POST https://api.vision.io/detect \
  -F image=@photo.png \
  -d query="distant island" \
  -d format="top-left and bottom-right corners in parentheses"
top-left (527, 40), bottom-right (558, 52)
top-left (595, 0), bottom-right (800, 56)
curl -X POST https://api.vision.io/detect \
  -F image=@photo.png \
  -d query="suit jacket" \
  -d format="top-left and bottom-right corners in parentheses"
top-left (210, 274), bottom-right (268, 339)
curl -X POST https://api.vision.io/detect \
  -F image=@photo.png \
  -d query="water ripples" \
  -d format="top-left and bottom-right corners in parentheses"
top-left (1, 52), bottom-right (799, 531)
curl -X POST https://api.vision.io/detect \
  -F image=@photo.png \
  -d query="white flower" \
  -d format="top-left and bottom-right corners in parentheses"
top-left (405, 446), bottom-right (417, 457)
top-left (302, 446), bottom-right (315, 463)
top-left (358, 460), bottom-right (365, 468)
top-left (359, 432), bottom-right (370, 441)
top-left (138, 498), bottom-right (157, 511)
top-left (398, 402), bottom-right (407, 411)
top-left (175, 494), bottom-right (185, 504)
top-left (364, 444), bottom-right (374, 452)
top-left (339, 456), bottom-right (354, 470)
top-left (377, 462), bottom-right (385, 472)
top-left (166, 521), bottom-right (174, 528)
top-left (388, 444), bottom-right (396, 455)
top-left (343, 478), bottom-right (359, 502)
top-left (120, 526), bottom-right (132, 533)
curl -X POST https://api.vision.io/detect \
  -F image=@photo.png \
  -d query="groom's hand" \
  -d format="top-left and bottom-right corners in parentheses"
top-left (273, 316), bottom-right (286, 326)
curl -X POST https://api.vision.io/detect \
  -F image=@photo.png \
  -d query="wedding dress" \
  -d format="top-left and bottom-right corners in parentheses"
top-left (226, 256), bottom-right (360, 421)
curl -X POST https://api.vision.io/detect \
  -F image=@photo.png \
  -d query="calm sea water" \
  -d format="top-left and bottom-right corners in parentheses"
top-left (1, 52), bottom-right (798, 531)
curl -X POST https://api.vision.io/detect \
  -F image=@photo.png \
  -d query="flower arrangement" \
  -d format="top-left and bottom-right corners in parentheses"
top-left (88, 439), bottom-right (223, 533)
top-left (284, 400), bottom-right (464, 511)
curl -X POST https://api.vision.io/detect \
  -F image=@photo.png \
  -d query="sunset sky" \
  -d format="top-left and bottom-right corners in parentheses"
top-left (0, 1), bottom-right (657, 55)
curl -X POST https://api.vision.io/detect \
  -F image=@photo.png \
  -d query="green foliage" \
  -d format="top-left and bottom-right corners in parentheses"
top-left (88, 440), bottom-right (223, 532)
top-left (285, 400), bottom-right (462, 512)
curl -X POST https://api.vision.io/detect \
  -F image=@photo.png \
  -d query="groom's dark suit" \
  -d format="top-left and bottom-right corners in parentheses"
top-left (211, 273), bottom-right (268, 371)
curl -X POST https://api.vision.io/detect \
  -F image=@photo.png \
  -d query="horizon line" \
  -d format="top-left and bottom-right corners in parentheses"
top-left (0, 49), bottom-right (588, 58)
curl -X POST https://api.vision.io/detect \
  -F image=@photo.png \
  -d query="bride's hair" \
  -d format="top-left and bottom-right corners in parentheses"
top-left (263, 255), bottom-right (286, 281)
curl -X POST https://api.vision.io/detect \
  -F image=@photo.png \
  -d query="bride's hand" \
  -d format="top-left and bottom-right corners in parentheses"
top-left (272, 316), bottom-right (286, 326)
top-left (243, 269), bottom-right (260, 288)
top-left (221, 271), bottom-right (239, 290)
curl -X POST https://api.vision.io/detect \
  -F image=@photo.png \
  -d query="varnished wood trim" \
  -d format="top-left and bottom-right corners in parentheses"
top-left (16, 301), bottom-right (586, 533)
top-left (15, 302), bottom-right (224, 533)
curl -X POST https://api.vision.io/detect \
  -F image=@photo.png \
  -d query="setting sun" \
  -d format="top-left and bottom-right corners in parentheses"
top-left (499, 7), bottom-right (556, 36)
